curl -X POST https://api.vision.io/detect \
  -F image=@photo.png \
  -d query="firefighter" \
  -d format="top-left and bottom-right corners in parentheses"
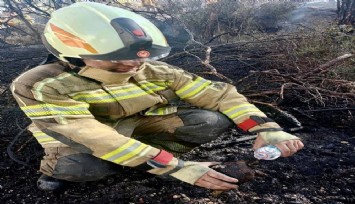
top-left (11, 2), bottom-right (303, 191)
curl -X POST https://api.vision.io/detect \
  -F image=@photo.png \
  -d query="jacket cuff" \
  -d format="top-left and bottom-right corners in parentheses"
top-left (136, 150), bottom-right (210, 185)
top-left (169, 163), bottom-right (211, 185)
top-left (258, 131), bottom-right (300, 145)
top-left (237, 116), bottom-right (282, 133)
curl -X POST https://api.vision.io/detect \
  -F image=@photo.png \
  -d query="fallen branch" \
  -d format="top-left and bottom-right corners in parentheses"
top-left (252, 100), bottom-right (303, 128)
top-left (305, 53), bottom-right (354, 78)
top-left (244, 91), bottom-right (279, 97)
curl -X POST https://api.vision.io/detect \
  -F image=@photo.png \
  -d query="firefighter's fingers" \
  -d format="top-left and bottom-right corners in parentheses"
top-left (276, 140), bottom-right (303, 157)
top-left (194, 170), bottom-right (238, 190)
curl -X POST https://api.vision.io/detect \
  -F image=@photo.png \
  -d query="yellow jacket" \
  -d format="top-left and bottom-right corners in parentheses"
top-left (11, 60), bottom-right (280, 183)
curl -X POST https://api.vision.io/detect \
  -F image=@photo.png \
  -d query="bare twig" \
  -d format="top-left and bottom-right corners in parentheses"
top-left (199, 71), bottom-right (234, 84)
top-left (205, 32), bottom-right (231, 45)
top-left (16, 137), bottom-right (34, 153)
top-left (303, 107), bottom-right (355, 112)
top-left (0, 89), bottom-right (8, 97)
top-left (6, 127), bottom-right (29, 166)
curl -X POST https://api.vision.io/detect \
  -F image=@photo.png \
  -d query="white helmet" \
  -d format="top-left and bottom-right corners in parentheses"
top-left (42, 2), bottom-right (170, 63)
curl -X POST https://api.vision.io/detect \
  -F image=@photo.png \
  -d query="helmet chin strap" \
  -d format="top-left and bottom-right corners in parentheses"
top-left (65, 57), bottom-right (86, 67)
top-left (110, 59), bottom-right (149, 63)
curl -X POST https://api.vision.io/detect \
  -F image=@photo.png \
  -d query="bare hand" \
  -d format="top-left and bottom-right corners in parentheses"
top-left (194, 162), bottom-right (239, 191)
top-left (253, 136), bottom-right (304, 157)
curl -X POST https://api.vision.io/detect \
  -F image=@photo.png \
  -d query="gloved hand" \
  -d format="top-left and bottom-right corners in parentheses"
top-left (168, 160), bottom-right (238, 190)
top-left (146, 150), bottom-right (238, 190)
top-left (253, 131), bottom-right (304, 157)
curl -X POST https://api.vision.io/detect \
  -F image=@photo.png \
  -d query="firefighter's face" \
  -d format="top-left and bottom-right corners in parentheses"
top-left (83, 59), bottom-right (143, 73)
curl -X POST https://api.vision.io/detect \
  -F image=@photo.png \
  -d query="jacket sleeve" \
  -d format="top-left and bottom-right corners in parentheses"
top-left (168, 65), bottom-right (282, 133)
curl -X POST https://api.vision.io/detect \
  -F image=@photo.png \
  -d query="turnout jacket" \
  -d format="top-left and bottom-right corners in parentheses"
top-left (11, 60), bottom-right (280, 183)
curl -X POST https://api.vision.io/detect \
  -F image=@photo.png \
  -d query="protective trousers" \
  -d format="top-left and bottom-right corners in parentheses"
top-left (39, 108), bottom-right (233, 182)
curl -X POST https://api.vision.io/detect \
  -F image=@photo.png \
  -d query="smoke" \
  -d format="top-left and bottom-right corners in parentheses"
top-left (288, 0), bottom-right (337, 24)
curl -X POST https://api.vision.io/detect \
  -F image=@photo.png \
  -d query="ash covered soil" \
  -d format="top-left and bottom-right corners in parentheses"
top-left (0, 43), bottom-right (354, 204)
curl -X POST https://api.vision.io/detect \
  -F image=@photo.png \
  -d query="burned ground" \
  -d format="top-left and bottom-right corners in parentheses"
top-left (0, 41), bottom-right (354, 204)
top-left (0, 3), bottom-right (354, 202)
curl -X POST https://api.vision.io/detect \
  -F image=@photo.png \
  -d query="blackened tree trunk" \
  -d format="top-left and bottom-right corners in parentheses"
top-left (338, 0), bottom-right (355, 25)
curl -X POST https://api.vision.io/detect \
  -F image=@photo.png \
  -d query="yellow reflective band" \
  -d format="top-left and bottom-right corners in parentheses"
top-left (21, 104), bottom-right (91, 117)
top-left (100, 139), bottom-right (136, 160)
top-left (151, 107), bottom-right (165, 115)
top-left (176, 77), bottom-right (211, 99)
top-left (71, 97), bottom-right (116, 103)
top-left (176, 77), bottom-right (203, 95)
top-left (121, 146), bottom-right (153, 166)
top-left (223, 104), bottom-right (254, 115)
top-left (33, 131), bottom-right (46, 137)
top-left (229, 109), bottom-right (262, 119)
top-left (109, 85), bottom-right (144, 94)
top-left (138, 81), bottom-right (166, 93)
top-left (180, 80), bottom-right (211, 99)
top-left (70, 90), bottom-right (116, 103)
top-left (113, 91), bottom-right (148, 100)
top-left (145, 106), bottom-right (177, 116)
top-left (222, 104), bottom-right (263, 119)
top-left (37, 137), bottom-right (57, 143)
top-left (159, 108), bottom-right (164, 115)
top-left (21, 104), bottom-right (90, 110)
top-left (113, 143), bottom-right (148, 164)
top-left (107, 85), bottom-right (149, 101)
top-left (33, 131), bottom-right (58, 143)
top-left (71, 82), bottom-right (168, 104)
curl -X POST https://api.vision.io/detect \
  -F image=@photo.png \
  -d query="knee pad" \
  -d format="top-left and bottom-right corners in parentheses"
top-left (175, 109), bottom-right (233, 144)
top-left (52, 153), bottom-right (121, 182)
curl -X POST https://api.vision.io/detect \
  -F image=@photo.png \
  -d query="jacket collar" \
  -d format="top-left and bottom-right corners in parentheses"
top-left (77, 63), bottom-right (146, 85)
